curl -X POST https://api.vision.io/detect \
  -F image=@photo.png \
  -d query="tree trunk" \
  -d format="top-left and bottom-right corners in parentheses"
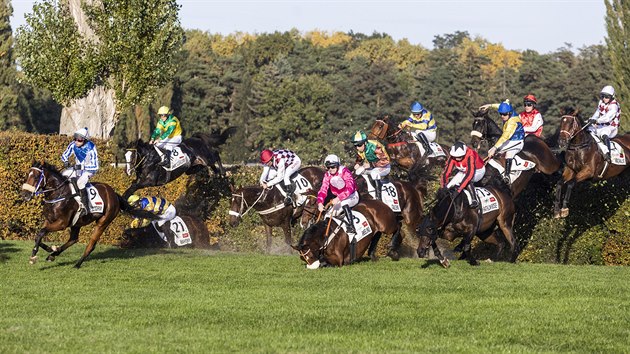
top-left (58, 0), bottom-right (116, 139)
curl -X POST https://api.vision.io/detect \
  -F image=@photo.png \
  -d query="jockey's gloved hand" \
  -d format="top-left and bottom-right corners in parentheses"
top-left (588, 118), bottom-right (597, 125)
top-left (74, 164), bottom-right (82, 171)
top-left (63, 161), bottom-right (71, 168)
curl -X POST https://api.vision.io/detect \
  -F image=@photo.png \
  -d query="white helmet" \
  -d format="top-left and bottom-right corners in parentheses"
top-left (449, 141), bottom-right (467, 158)
top-left (601, 85), bottom-right (615, 97)
top-left (324, 154), bottom-right (340, 168)
top-left (73, 127), bottom-right (89, 140)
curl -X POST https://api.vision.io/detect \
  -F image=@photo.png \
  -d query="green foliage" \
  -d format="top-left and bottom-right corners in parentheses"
top-left (0, 0), bottom-right (21, 130)
top-left (606, 0), bottom-right (630, 110)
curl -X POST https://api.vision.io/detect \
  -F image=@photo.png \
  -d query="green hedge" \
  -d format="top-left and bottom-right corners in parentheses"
top-left (1, 132), bottom-right (629, 264)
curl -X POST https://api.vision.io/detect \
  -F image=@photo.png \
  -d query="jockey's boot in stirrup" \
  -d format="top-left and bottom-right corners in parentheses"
top-left (416, 133), bottom-right (433, 156)
top-left (71, 179), bottom-right (86, 216)
top-left (158, 150), bottom-right (170, 166)
top-left (503, 158), bottom-right (513, 184)
top-left (80, 188), bottom-right (90, 215)
top-left (603, 135), bottom-right (612, 162)
top-left (467, 184), bottom-right (479, 209)
top-left (375, 179), bottom-right (383, 200)
top-left (282, 183), bottom-right (295, 206)
top-left (342, 205), bottom-right (356, 234)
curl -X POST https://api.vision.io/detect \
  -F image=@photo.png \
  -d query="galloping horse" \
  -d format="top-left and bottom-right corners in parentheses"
top-left (555, 110), bottom-right (630, 218)
top-left (120, 214), bottom-right (210, 249)
top-left (470, 110), bottom-right (562, 197)
top-left (368, 116), bottom-right (449, 170)
top-left (416, 179), bottom-right (517, 267)
top-left (229, 167), bottom-right (325, 250)
top-left (123, 128), bottom-right (234, 199)
top-left (20, 161), bottom-right (154, 268)
top-left (292, 199), bottom-right (402, 268)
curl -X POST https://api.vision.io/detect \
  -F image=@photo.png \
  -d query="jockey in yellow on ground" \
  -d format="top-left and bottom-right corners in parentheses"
top-left (128, 195), bottom-right (177, 242)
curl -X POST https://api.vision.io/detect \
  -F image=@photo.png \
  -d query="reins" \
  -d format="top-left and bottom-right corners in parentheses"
top-left (125, 148), bottom-right (147, 173)
top-left (560, 115), bottom-right (592, 146)
top-left (230, 189), bottom-right (267, 218)
top-left (23, 167), bottom-right (70, 203)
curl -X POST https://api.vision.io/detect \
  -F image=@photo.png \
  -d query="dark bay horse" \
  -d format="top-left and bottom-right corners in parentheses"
top-left (292, 199), bottom-right (401, 268)
top-left (123, 128), bottom-right (235, 199)
top-left (470, 110), bottom-right (562, 197)
top-left (416, 179), bottom-right (517, 267)
top-left (368, 116), bottom-right (449, 171)
top-left (20, 161), bottom-right (155, 268)
top-left (120, 215), bottom-right (210, 249)
top-left (555, 111), bottom-right (630, 218)
top-left (229, 167), bottom-right (325, 250)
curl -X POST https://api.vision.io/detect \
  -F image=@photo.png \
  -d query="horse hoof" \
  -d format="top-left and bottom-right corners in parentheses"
top-left (46, 255), bottom-right (55, 262)
top-left (51, 245), bottom-right (59, 252)
top-left (553, 212), bottom-right (561, 219)
top-left (29, 256), bottom-right (37, 265)
top-left (370, 254), bottom-right (379, 262)
top-left (560, 208), bottom-right (569, 218)
top-left (440, 258), bottom-right (450, 268)
top-left (387, 250), bottom-right (400, 261)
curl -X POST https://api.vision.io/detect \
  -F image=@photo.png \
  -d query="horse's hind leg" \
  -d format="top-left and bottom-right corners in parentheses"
top-left (386, 228), bottom-right (402, 261)
top-left (461, 230), bottom-right (479, 266)
top-left (561, 180), bottom-right (576, 218)
top-left (264, 224), bottom-right (273, 253)
top-left (497, 213), bottom-right (518, 262)
top-left (46, 226), bottom-right (81, 262)
top-left (74, 224), bottom-right (106, 269)
top-left (367, 232), bottom-right (383, 261)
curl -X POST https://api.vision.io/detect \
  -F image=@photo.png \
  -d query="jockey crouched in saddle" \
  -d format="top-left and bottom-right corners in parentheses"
top-left (480, 100), bottom-right (525, 184)
top-left (316, 154), bottom-right (360, 234)
top-left (352, 130), bottom-right (391, 201)
top-left (259, 148), bottom-right (302, 206)
top-left (441, 142), bottom-right (486, 209)
top-left (589, 85), bottom-right (620, 162)
top-left (127, 194), bottom-right (177, 243)
top-left (61, 127), bottom-right (99, 217)
top-left (149, 106), bottom-right (183, 166)
top-left (398, 101), bottom-right (438, 156)
top-left (519, 94), bottom-right (544, 137)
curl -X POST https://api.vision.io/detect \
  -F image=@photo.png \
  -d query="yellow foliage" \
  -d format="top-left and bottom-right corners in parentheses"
top-left (346, 37), bottom-right (427, 69)
top-left (305, 30), bottom-right (352, 48)
top-left (457, 37), bottom-right (523, 77)
top-left (210, 32), bottom-right (256, 57)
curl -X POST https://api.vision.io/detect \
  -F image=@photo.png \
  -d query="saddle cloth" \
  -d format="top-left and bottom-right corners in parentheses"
top-left (68, 182), bottom-right (104, 226)
top-left (488, 154), bottom-right (536, 184)
top-left (275, 172), bottom-right (313, 206)
top-left (360, 175), bottom-right (401, 212)
top-left (330, 210), bottom-right (373, 242)
top-left (463, 187), bottom-right (500, 214)
top-left (594, 139), bottom-right (627, 166)
top-left (169, 216), bottom-right (192, 246)
top-left (413, 141), bottom-right (447, 158)
top-left (163, 147), bottom-right (191, 171)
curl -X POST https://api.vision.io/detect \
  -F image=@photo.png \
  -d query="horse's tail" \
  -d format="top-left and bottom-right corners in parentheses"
top-left (192, 126), bottom-right (237, 148)
top-left (117, 194), bottom-right (160, 220)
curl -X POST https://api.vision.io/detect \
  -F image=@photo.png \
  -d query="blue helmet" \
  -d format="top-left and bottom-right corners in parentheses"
top-left (497, 102), bottom-right (513, 115)
top-left (410, 101), bottom-right (423, 113)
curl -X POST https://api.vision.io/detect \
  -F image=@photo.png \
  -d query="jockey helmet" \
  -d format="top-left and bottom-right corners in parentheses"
top-left (410, 101), bottom-right (423, 114)
top-left (523, 94), bottom-right (537, 104)
top-left (352, 131), bottom-right (367, 145)
top-left (600, 85), bottom-right (615, 97)
top-left (157, 106), bottom-right (170, 115)
top-left (260, 149), bottom-right (274, 164)
top-left (324, 154), bottom-right (340, 168)
top-left (450, 141), bottom-right (467, 158)
top-left (73, 127), bottom-right (89, 141)
top-left (127, 195), bottom-right (141, 205)
top-left (497, 102), bottom-right (513, 115)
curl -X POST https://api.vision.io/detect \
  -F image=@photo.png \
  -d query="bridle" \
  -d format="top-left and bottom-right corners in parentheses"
top-left (559, 115), bottom-right (591, 149)
top-left (471, 117), bottom-right (488, 150)
top-left (125, 148), bottom-right (147, 175)
top-left (21, 167), bottom-right (69, 203)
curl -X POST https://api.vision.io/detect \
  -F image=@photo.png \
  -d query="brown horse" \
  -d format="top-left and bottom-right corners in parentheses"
top-left (416, 179), bottom-right (517, 267)
top-left (292, 199), bottom-right (401, 268)
top-left (555, 111), bottom-right (630, 217)
top-left (470, 110), bottom-right (562, 197)
top-left (368, 116), bottom-right (449, 171)
top-left (120, 215), bottom-right (210, 249)
top-left (229, 166), bottom-right (324, 250)
top-left (20, 161), bottom-right (154, 268)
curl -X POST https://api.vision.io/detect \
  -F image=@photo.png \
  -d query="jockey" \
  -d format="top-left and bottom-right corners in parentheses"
top-left (519, 94), bottom-right (544, 137)
top-left (352, 130), bottom-right (391, 201)
top-left (259, 148), bottom-right (302, 206)
top-left (589, 85), bottom-right (620, 162)
top-left (61, 127), bottom-right (99, 216)
top-left (486, 101), bottom-right (525, 184)
top-left (127, 194), bottom-right (177, 242)
top-left (441, 142), bottom-right (486, 208)
top-left (149, 106), bottom-right (183, 166)
top-left (317, 154), bottom-right (359, 234)
top-left (398, 101), bottom-right (438, 156)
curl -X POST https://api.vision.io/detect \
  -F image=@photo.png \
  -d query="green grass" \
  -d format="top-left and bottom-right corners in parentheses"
top-left (1, 240), bottom-right (629, 353)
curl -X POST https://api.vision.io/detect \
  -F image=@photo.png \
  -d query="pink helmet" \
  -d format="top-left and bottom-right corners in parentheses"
top-left (260, 149), bottom-right (274, 164)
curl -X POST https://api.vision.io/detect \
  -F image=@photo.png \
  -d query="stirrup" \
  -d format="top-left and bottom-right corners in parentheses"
top-left (469, 200), bottom-right (479, 209)
top-left (502, 175), bottom-right (511, 184)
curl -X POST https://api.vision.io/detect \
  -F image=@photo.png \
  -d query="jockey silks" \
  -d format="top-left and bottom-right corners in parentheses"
top-left (61, 140), bottom-right (99, 173)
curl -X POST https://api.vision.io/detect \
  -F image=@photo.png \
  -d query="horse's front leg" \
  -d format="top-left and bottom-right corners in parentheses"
top-left (560, 179), bottom-right (577, 218)
top-left (281, 219), bottom-right (292, 247)
top-left (264, 224), bottom-right (273, 253)
top-left (30, 228), bottom-right (48, 264)
top-left (460, 229), bottom-right (479, 266)
top-left (46, 226), bottom-right (81, 262)
top-left (553, 177), bottom-right (565, 218)
top-left (431, 235), bottom-right (449, 268)
top-left (386, 229), bottom-right (402, 261)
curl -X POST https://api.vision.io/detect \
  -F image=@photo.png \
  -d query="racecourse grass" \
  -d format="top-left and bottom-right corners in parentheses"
top-left (1, 241), bottom-right (630, 353)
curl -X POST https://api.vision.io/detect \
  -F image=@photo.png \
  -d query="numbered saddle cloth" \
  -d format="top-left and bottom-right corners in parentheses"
top-left (85, 184), bottom-right (104, 214)
top-left (163, 147), bottom-right (191, 171)
top-left (360, 175), bottom-right (401, 212)
top-left (594, 139), bottom-right (627, 165)
top-left (488, 154), bottom-right (536, 184)
top-left (169, 216), bottom-right (192, 246)
top-left (330, 210), bottom-right (373, 243)
top-left (275, 172), bottom-right (313, 206)
top-left (413, 141), bottom-right (447, 158)
top-left (463, 187), bottom-right (500, 214)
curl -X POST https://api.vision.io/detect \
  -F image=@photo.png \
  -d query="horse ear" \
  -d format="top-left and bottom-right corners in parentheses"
top-left (574, 109), bottom-right (580, 116)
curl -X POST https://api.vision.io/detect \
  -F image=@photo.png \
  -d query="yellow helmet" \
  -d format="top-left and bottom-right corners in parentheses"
top-left (127, 195), bottom-right (141, 205)
top-left (130, 218), bottom-right (151, 229)
top-left (157, 106), bottom-right (170, 115)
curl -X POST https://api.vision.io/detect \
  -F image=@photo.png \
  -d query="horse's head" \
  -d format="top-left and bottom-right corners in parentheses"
top-left (20, 161), bottom-right (63, 202)
top-left (125, 139), bottom-right (158, 176)
top-left (292, 221), bottom-right (327, 269)
top-left (368, 119), bottom-right (389, 141)
top-left (415, 215), bottom-right (438, 258)
top-left (416, 187), bottom-right (459, 257)
top-left (228, 186), bottom-right (266, 227)
top-left (558, 109), bottom-right (583, 150)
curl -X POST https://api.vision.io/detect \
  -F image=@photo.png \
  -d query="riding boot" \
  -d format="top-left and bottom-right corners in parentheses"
top-left (416, 133), bottom-right (433, 156)
top-left (70, 178), bottom-right (86, 215)
top-left (282, 183), bottom-right (295, 206)
top-left (158, 150), bottom-right (171, 166)
top-left (467, 184), bottom-right (479, 209)
top-left (375, 179), bottom-right (383, 201)
top-left (80, 188), bottom-right (90, 215)
top-left (349, 237), bottom-right (357, 264)
top-left (342, 205), bottom-right (356, 235)
top-left (603, 135), bottom-right (612, 162)
top-left (503, 158), bottom-right (513, 184)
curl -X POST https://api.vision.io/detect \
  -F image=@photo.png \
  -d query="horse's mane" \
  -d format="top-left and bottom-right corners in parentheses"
top-left (560, 107), bottom-right (583, 121)
top-left (408, 163), bottom-right (435, 183)
top-left (191, 127), bottom-right (237, 148)
top-left (435, 187), bottom-right (452, 202)
top-left (34, 160), bottom-right (63, 180)
top-left (481, 174), bottom-right (512, 195)
top-left (298, 220), bottom-right (327, 246)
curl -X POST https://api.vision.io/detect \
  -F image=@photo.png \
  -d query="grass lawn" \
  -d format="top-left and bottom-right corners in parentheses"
top-left (1, 240), bottom-right (629, 353)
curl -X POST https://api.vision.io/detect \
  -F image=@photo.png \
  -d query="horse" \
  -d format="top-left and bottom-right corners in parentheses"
top-left (20, 161), bottom-right (155, 268)
top-left (470, 109), bottom-right (562, 197)
top-left (292, 198), bottom-right (402, 269)
top-left (119, 214), bottom-right (210, 249)
top-left (123, 128), bottom-right (235, 199)
top-left (416, 178), bottom-right (518, 267)
top-left (368, 116), bottom-right (449, 171)
top-left (228, 167), bottom-right (325, 251)
top-left (554, 110), bottom-right (630, 218)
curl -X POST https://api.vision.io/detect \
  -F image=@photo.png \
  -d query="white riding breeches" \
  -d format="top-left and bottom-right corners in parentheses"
top-left (330, 191), bottom-right (360, 216)
top-left (589, 125), bottom-right (618, 140)
top-left (446, 167), bottom-right (486, 189)
top-left (366, 165), bottom-right (391, 180)
top-left (414, 130), bottom-right (437, 143)
top-left (76, 171), bottom-right (94, 189)
top-left (155, 136), bottom-right (182, 151)
top-left (497, 140), bottom-right (524, 159)
top-left (261, 157), bottom-right (302, 187)
top-left (153, 204), bottom-right (177, 227)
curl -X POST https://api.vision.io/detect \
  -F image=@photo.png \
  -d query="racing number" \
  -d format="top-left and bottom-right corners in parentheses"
top-left (173, 221), bottom-right (185, 233)
top-left (298, 177), bottom-right (309, 188)
top-left (89, 188), bottom-right (97, 200)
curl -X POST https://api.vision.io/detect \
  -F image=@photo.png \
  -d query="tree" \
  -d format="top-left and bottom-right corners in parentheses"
top-left (0, 0), bottom-right (22, 130)
top-left (606, 0), bottom-right (630, 131)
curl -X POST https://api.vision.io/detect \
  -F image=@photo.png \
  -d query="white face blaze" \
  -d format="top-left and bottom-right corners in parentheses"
top-left (306, 259), bottom-right (320, 270)
top-left (124, 151), bottom-right (134, 176)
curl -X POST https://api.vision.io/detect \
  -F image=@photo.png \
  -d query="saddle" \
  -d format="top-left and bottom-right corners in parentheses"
top-left (159, 146), bottom-right (191, 171)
